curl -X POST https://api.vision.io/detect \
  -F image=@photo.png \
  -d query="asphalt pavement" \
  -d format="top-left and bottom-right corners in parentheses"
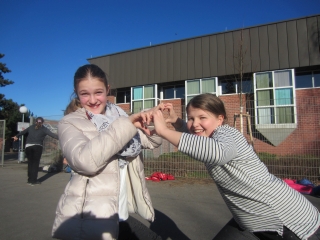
top-left (1, 152), bottom-right (320, 240)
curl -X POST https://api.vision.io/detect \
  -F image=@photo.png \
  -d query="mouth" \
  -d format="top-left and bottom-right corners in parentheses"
top-left (193, 129), bottom-right (204, 135)
top-left (89, 104), bottom-right (100, 109)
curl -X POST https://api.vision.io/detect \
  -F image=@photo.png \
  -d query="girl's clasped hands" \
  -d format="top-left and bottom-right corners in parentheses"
top-left (129, 103), bottom-right (176, 136)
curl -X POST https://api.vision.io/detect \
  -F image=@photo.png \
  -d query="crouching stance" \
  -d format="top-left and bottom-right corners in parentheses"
top-left (152, 93), bottom-right (320, 240)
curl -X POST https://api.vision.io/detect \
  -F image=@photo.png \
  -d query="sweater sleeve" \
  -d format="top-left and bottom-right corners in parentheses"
top-left (138, 129), bottom-right (162, 150)
top-left (44, 128), bottom-right (58, 139)
top-left (15, 127), bottom-right (29, 137)
top-left (178, 127), bottom-right (238, 166)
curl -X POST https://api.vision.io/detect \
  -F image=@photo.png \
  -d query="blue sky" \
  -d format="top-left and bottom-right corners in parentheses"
top-left (1, 0), bottom-right (320, 120)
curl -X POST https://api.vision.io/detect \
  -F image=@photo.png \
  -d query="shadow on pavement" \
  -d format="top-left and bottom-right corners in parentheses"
top-left (37, 172), bottom-right (60, 183)
top-left (150, 209), bottom-right (190, 240)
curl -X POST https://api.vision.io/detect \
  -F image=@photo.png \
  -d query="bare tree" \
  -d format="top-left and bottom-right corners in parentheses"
top-left (229, 29), bottom-right (255, 144)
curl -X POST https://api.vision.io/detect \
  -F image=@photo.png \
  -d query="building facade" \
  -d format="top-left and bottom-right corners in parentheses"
top-left (88, 14), bottom-right (320, 156)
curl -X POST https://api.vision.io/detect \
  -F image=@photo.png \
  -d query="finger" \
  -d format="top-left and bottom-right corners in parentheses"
top-left (140, 126), bottom-right (151, 136)
top-left (157, 103), bottom-right (166, 111)
top-left (144, 112), bottom-right (152, 126)
top-left (140, 112), bottom-right (147, 125)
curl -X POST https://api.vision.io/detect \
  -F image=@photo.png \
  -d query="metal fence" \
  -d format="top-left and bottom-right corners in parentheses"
top-left (41, 94), bottom-right (320, 183)
top-left (40, 122), bottom-right (61, 167)
top-left (142, 94), bottom-right (320, 184)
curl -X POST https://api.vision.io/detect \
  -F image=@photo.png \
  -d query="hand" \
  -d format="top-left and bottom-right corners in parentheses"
top-left (163, 103), bottom-right (179, 124)
top-left (152, 109), bottom-right (169, 137)
top-left (63, 158), bottom-right (68, 165)
top-left (12, 136), bottom-right (18, 141)
top-left (129, 111), bottom-right (153, 135)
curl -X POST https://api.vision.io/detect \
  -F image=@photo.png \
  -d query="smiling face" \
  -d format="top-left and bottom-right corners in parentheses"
top-left (77, 77), bottom-right (109, 114)
top-left (186, 106), bottom-right (224, 137)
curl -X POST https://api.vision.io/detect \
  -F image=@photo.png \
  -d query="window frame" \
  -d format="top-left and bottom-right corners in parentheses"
top-left (295, 70), bottom-right (320, 89)
top-left (218, 77), bottom-right (253, 95)
top-left (185, 77), bottom-right (218, 105)
top-left (160, 84), bottom-right (185, 100)
top-left (254, 69), bottom-right (297, 125)
top-left (131, 84), bottom-right (158, 113)
top-left (116, 89), bottom-right (131, 104)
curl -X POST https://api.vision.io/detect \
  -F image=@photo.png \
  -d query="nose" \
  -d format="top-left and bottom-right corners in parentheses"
top-left (89, 94), bottom-right (97, 104)
top-left (192, 118), bottom-right (200, 127)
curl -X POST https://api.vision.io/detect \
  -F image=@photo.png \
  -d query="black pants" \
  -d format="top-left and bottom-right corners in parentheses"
top-left (25, 145), bottom-right (43, 183)
top-left (214, 218), bottom-right (320, 240)
top-left (118, 216), bottom-right (162, 240)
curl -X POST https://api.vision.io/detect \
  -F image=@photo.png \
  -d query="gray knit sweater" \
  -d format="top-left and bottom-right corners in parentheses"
top-left (16, 124), bottom-right (58, 146)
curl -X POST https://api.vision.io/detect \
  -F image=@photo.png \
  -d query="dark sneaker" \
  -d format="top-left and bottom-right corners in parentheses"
top-left (33, 181), bottom-right (41, 185)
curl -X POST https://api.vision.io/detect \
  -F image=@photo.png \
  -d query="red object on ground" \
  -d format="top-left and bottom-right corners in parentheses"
top-left (145, 172), bottom-right (175, 181)
top-left (283, 179), bottom-right (313, 194)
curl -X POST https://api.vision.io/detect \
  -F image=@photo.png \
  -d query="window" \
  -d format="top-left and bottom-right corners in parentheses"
top-left (315, 71), bottom-right (320, 87)
top-left (220, 80), bottom-right (236, 94)
top-left (295, 71), bottom-right (320, 88)
top-left (254, 69), bottom-right (296, 125)
top-left (219, 77), bottom-right (253, 95)
top-left (161, 84), bottom-right (185, 99)
top-left (186, 77), bottom-right (217, 104)
top-left (131, 85), bottom-right (158, 113)
top-left (238, 78), bottom-right (253, 93)
top-left (116, 90), bottom-right (130, 104)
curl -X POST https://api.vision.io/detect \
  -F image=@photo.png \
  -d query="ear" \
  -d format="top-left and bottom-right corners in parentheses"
top-left (218, 115), bottom-right (224, 125)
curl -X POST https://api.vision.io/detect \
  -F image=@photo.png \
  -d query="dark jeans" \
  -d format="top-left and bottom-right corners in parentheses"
top-left (25, 145), bottom-right (43, 183)
top-left (213, 218), bottom-right (320, 240)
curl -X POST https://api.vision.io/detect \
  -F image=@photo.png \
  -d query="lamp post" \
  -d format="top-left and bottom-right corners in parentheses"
top-left (18, 106), bottom-right (28, 163)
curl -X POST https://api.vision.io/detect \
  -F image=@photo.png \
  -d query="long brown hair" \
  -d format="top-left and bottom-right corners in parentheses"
top-left (64, 98), bottom-right (81, 116)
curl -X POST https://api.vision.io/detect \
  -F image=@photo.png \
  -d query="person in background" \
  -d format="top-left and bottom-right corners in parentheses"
top-left (152, 93), bottom-right (320, 240)
top-left (52, 64), bottom-right (162, 240)
top-left (12, 117), bottom-right (59, 186)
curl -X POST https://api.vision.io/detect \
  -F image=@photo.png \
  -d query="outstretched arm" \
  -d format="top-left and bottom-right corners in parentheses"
top-left (44, 128), bottom-right (59, 139)
top-left (152, 109), bottom-right (182, 147)
top-left (12, 127), bottom-right (30, 141)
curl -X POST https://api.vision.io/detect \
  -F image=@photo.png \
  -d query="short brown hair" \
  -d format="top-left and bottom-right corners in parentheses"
top-left (186, 94), bottom-right (228, 124)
